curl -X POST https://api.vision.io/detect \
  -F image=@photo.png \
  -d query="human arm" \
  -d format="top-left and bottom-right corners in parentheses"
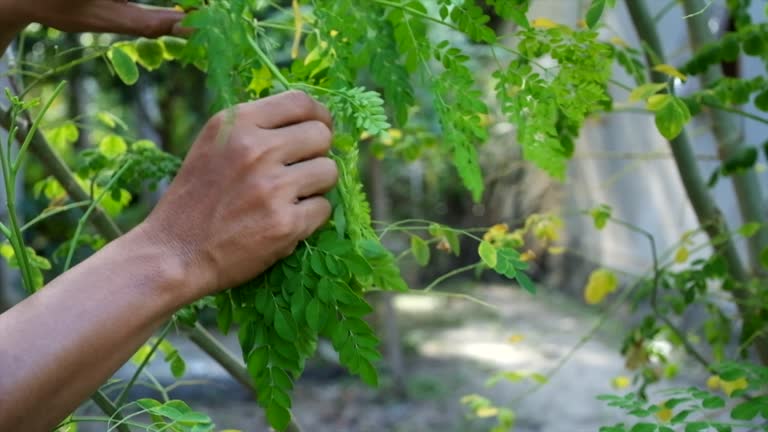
top-left (0, 0), bottom-right (185, 53)
top-left (0, 91), bottom-right (338, 431)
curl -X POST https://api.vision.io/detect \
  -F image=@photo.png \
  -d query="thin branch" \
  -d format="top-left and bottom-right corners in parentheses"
top-left (114, 321), bottom-right (174, 407)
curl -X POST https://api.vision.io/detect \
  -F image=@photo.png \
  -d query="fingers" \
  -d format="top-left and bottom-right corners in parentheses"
top-left (271, 121), bottom-right (332, 165)
top-left (79, 2), bottom-right (184, 37)
top-left (296, 197), bottom-right (332, 240)
top-left (288, 158), bottom-right (339, 199)
top-left (241, 91), bottom-right (333, 130)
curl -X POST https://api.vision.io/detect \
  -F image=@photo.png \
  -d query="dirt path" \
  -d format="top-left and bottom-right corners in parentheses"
top-left (86, 284), bottom-right (668, 432)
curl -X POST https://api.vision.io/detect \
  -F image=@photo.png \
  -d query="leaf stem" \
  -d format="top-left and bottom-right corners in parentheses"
top-left (21, 201), bottom-right (90, 232)
top-left (424, 263), bottom-right (479, 292)
top-left (63, 160), bottom-right (133, 272)
top-left (13, 80), bottom-right (66, 175)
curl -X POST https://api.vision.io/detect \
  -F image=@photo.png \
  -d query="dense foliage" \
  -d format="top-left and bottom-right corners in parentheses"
top-left (2, 0), bottom-right (768, 431)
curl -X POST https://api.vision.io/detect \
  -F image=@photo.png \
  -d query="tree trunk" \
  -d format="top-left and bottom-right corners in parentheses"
top-left (369, 153), bottom-right (407, 396)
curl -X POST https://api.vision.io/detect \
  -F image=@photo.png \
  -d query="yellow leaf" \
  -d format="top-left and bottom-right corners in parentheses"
top-left (653, 64), bottom-right (688, 82)
top-left (520, 250), bottom-right (537, 262)
top-left (532, 17), bottom-right (559, 29)
top-left (291, 0), bottom-right (303, 59)
top-left (483, 223), bottom-right (509, 242)
top-left (647, 94), bottom-right (672, 111)
top-left (584, 269), bottom-right (619, 305)
top-left (611, 375), bottom-right (631, 390)
top-left (628, 83), bottom-right (667, 103)
top-left (387, 128), bottom-right (403, 139)
top-left (247, 66), bottom-right (273, 95)
top-left (706, 375), bottom-right (721, 390)
top-left (548, 246), bottom-right (566, 255)
top-left (655, 405), bottom-right (673, 423)
top-left (532, 216), bottom-right (563, 242)
top-left (674, 246), bottom-right (689, 264)
top-left (475, 407), bottom-right (499, 418)
top-left (721, 377), bottom-right (748, 396)
top-left (610, 36), bottom-right (629, 48)
top-left (507, 334), bottom-right (525, 344)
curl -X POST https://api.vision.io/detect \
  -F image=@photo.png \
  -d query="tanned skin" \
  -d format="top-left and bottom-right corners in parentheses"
top-left (0, 2), bottom-right (339, 430)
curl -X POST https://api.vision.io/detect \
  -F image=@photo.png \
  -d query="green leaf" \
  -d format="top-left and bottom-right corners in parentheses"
top-left (159, 36), bottom-right (187, 59)
top-left (358, 358), bottom-right (379, 387)
top-left (760, 247), bottom-right (768, 270)
top-left (586, 0), bottom-right (606, 29)
top-left (684, 424), bottom-right (709, 432)
top-left (478, 241), bottom-right (498, 269)
top-left (629, 83), bottom-right (667, 102)
top-left (266, 402), bottom-right (291, 431)
top-left (654, 96), bottom-right (691, 140)
top-left (516, 272), bottom-right (536, 294)
top-left (305, 298), bottom-right (322, 332)
top-left (108, 45), bottom-right (139, 85)
top-left (444, 229), bottom-right (461, 256)
top-left (99, 135), bottom-right (128, 158)
top-left (731, 400), bottom-right (761, 420)
top-left (273, 308), bottom-right (297, 341)
top-left (410, 236), bottom-right (430, 266)
top-left (135, 38), bottom-right (165, 70)
top-left (738, 222), bottom-right (762, 238)
top-left (702, 396), bottom-right (725, 409)
top-left (630, 423), bottom-right (656, 432)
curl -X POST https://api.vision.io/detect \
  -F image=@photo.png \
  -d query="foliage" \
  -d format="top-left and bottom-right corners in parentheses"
top-left (599, 363), bottom-right (768, 432)
top-left (5, 0), bottom-right (768, 431)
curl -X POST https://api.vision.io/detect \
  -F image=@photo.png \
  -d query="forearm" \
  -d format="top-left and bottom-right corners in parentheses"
top-left (0, 0), bottom-right (24, 54)
top-left (0, 225), bottom-right (194, 431)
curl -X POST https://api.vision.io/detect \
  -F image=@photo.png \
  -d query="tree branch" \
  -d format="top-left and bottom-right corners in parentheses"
top-left (625, 0), bottom-right (768, 365)
top-left (681, 0), bottom-right (768, 275)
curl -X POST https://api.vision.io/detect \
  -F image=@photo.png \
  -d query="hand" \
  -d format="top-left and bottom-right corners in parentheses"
top-left (0, 0), bottom-right (184, 37)
top-left (140, 91), bottom-right (338, 299)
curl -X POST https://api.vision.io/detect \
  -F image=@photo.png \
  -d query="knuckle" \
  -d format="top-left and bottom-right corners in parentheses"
top-left (271, 210), bottom-right (300, 238)
top-left (282, 91), bottom-right (316, 116)
top-left (251, 175), bottom-right (281, 198)
top-left (308, 121), bottom-right (333, 151)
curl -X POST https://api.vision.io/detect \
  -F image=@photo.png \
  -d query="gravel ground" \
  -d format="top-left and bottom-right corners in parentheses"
top-left (77, 284), bottom-right (702, 432)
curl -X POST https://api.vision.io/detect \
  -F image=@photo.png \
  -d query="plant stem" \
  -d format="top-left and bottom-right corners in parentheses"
top-left (90, 392), bottom-right (131, 432)
top-left (13, 80), bottom-right (65, 174)
top-left (0, 107), bottom-right (35, 291)
top-left (626, 0), bottom-right (767, 364)
top-left (248, 36), bottom-right (292, 89)
top-left (114, 321), bottom-right (174, 407)
top-left (0, 106), bottom-right (123, 240)
top-left (21, 200), bottom-right (90, 232)
top-left (611, 218), bottom-right (713, 371)
top-left (423, 263), bottom-right (479, 292)
top-left (63, 161), bottom-right (133, 271)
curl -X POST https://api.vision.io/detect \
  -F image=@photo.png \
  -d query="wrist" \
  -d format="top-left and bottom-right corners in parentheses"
top-left (129, 221), bottom-right (215, 304)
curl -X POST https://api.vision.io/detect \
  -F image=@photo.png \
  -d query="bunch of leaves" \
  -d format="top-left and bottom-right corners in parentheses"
top-left (598, 363), bottom-right (768, 432)
top-left (494, 24), bottom-right (613, 179)
top-left (74, 136), bottom-right (181, 193)
top-left (99, 0), bottom-right (545, 428)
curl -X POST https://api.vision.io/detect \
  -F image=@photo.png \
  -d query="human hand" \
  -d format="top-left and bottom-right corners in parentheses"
top-left (139, 91), bottom-right (338, 300)
top-left (0, 0), bottom-right (184, 37)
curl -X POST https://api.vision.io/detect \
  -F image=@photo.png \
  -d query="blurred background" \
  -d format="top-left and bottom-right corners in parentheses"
top-left (2, 1), bottom-right (767, 431)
